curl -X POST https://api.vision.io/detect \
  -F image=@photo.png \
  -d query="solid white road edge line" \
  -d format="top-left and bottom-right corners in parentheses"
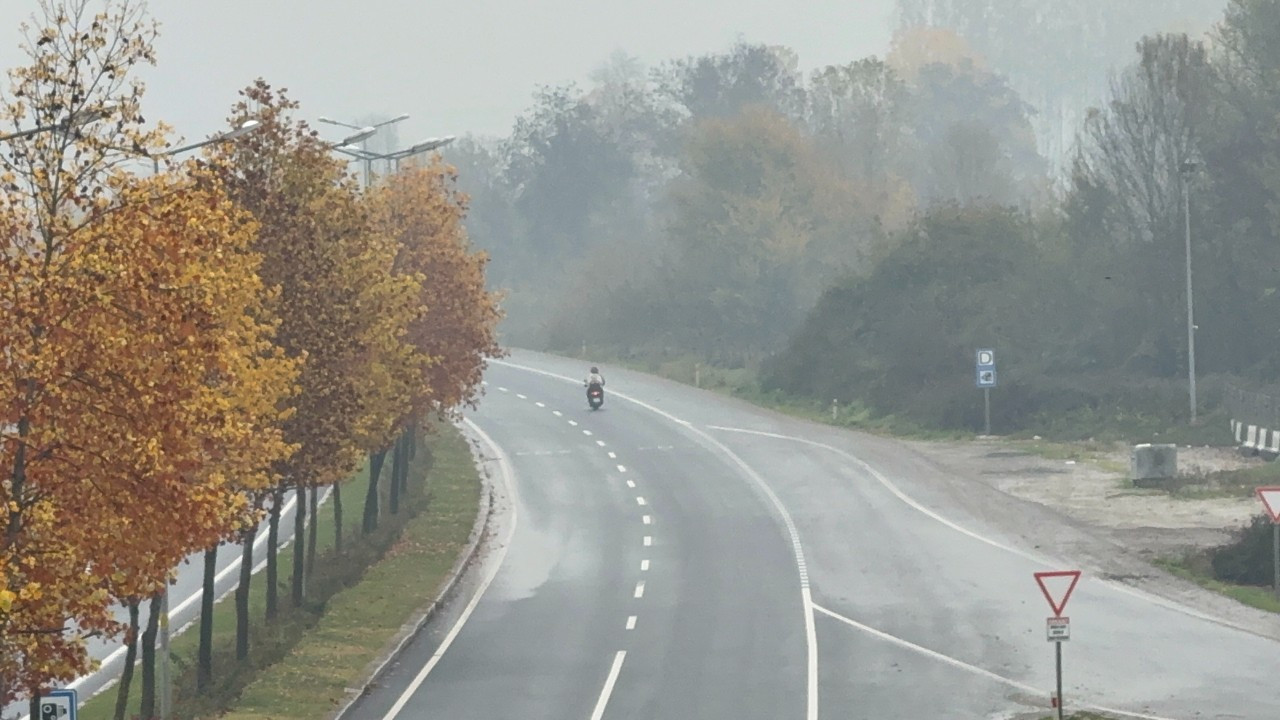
top-left (380, 417), bottom-right (518, 720)
top-left (491, 358), bottom-right (819, 720)
top-left (810, 602), bottom-right (1176, 720)
top-left (589, 651), bottom-right (627, 720)
top-left (707, 424), bottom-right (1260, 637)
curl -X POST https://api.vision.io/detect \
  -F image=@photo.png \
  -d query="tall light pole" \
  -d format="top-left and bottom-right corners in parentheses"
top-left (318, 113), bottom-right (409, 186)
top-left (1181, 159), bottom-right (1200, 424)
top-left (150, 116), bottom-right (262, 720)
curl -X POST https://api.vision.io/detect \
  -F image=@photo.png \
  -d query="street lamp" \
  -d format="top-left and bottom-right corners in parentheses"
top-left (149, 116), bottom-right (261, 720)
top-left (0, 105), bottom-right (115, 142)
top-left (327, 125), bottom-right (377, 149)
top-left (318, 113), bottom-right (409, 185)
top-left (151, 119), bottom-right (262, 173)
top-left (332, 135), bottom-right (455, 176)
top-left (1180, 158), bottom-right (1201, 424)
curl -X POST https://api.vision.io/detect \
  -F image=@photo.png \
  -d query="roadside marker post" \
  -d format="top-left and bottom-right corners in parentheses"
top-left (975, 349), bottom-right (996, 435)
top-left (1256, 487), bottom-right (1280, 598)
top-left (1034, 570), bottom-right (1081, 720)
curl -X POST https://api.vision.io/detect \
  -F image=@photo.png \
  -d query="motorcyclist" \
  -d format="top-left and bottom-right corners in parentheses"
top-left (584, 366), bottom-right (605, 390)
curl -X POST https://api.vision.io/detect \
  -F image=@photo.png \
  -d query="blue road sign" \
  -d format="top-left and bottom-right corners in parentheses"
top-left (976, 349), bottom-right (997, 388)
top-left (39, 689), bottom-right (76, 720)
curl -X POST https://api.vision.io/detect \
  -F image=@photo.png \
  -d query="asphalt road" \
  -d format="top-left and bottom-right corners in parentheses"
top-left (350, 350), bottom-right (1280, 720)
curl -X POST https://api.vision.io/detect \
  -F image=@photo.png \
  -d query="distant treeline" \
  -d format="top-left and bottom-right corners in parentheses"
top-left (457, 0), bottom-right (1279, 431)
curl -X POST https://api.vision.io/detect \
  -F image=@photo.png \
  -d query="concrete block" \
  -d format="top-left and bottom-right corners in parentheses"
top-left (1131, 443), bottom-right (1177, 488)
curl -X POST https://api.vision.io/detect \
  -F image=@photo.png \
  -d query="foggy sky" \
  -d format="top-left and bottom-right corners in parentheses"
top-left (0, 0), bottom-right (894, 147)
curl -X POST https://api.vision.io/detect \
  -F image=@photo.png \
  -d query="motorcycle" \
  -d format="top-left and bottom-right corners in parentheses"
top-left (586, 383), bottom-right (604, 410)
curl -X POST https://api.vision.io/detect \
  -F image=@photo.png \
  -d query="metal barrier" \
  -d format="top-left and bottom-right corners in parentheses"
top-left (1225, 382), bottom-right (1280, 455)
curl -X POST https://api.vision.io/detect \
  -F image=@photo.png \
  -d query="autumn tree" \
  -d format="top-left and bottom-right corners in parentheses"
top-left (362, 160), bottom-right (502, 531)
top-left (210, 80), bottom-right (420, 611)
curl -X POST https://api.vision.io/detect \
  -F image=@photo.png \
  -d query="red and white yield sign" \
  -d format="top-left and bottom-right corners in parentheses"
top-left (1034, 570), bottom-right (1082, 617)
top-left (1257, 487), bottom-right (1280, 523)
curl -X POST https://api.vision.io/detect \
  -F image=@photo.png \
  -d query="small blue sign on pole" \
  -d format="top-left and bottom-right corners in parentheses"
top-left (976, 349), bottom-right (997, 388)
top-left (39, 689), bottom-right (76, 720)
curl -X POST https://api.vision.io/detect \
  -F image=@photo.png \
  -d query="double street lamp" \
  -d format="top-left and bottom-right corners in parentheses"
top-left (334, 135), bottom-right (456, 177)
top-left (319, 113), bottom-right (409, 185)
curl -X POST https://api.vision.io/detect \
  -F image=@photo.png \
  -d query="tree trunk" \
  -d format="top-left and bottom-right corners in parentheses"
top-left (333, 482), bottom-right (344, 555)
top-left (236, 524), bottom-right (255, 661)
top-left (266, 486), bottom-right (283, 621)
top-left (306, 482), bottom-right (318, 578)
top-left (113, 600), bottom-right (141, 720)
top-left (198, 545), bottom-right (217, 692)
top-left (399, 431), bottom-right (411, 495)
top-left (389, 437), bottom-right (403, 516)
top-left (407, 418), bottom-right (417, 460)
top-left (291, 482), bottom-right (307, 608)
top-left (140, 592), bottom-right (162, 719)
top-left (363, 450), bottom-right (386, 534)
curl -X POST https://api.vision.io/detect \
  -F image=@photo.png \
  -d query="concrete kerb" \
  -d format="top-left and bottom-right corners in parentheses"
top-left (328, 423), bottom-right (496, 720)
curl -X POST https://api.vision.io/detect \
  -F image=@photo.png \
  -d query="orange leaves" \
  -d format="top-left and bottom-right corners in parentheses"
top-left (369, 160), bottom-right (503, 424)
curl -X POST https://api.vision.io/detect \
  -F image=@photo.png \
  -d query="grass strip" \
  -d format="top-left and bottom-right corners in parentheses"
top-left (218, 424), bottom-right (479, 719)
top-left (77, 423), bottom-right (479, 720)
top-left (1154, 558), bottom-right (1280, 614)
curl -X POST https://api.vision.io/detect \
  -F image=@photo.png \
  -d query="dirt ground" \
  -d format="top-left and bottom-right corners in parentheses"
top-left (912, 440), bottom-right (1262, 559)
top-left (890, 435), bottom-right (1280, 641)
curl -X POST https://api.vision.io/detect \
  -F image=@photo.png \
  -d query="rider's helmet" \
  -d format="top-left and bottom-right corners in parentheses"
top-left (591, 366), bottom-right (599, 374)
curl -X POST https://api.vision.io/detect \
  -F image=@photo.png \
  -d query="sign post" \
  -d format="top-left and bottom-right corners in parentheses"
top-left (1256, 487), bottom-right (1280, 598)
top-left (976, 349), bottom-right (997, 435)
top-left (1034, 570), bottom-right (1081, 720)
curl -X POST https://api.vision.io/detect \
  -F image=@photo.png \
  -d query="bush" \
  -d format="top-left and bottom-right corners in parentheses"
top-left (1211, 515), bottom-right (1277, 587)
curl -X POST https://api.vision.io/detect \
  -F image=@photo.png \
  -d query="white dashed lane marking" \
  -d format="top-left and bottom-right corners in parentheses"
top-left (634, 582), bottom-right (645, 598)
top-left (569, 420), bottom-right (578, 427)
top-left (583, 429), bottom-right (593, 436)
top-left (642, 516), bottom-right (651, 525)
top-left (516, 393), bottom-right (527, 399)
top-left (498, 387), bottom-right (508, 392)
top-left (643, 535), bottom-right (652, 546)
top-left (641, 559), bottom-right (650, 571)
top-left (596, 440), bottom-right (606, 447)
top-left (626, 480), bottom-right (635, 488)
top-left (636, 497), bottom-right (646, 506)
top-left (617, 465), bottom-right (627, 473)
top-left (535, 401), bottom-right (545, 408)
top-left (607, 451), bottom-right (617, 459)
top-left (553, 410), bottom-right (562, 417)
top-left (626, 616), bottom-right (637, 630)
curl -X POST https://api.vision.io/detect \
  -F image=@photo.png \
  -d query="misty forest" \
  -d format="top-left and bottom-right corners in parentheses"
top-left (457, 0), bottom-right (1274, 436)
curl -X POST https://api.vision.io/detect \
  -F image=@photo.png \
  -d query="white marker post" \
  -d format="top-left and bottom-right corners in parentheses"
top-left (1256, 487), bottom-right (1280, 599)
top-left (1034, 570), bottom-right (1081, 720)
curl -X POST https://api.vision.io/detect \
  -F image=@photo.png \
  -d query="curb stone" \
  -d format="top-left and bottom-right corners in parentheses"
top-left (327, 426), bottom-right (496, 720)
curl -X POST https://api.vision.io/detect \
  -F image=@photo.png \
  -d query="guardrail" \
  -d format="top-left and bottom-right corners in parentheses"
top-left (1225, 382), bottom-right (1280, 456)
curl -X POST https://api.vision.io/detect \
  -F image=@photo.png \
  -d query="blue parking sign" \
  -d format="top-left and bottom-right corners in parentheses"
top-left (976, 349), bottom-right (996, 388)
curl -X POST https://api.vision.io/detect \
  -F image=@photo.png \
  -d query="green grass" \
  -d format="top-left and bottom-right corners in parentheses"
top-left (1154, 557), bottom-right (1280, 614)
top-left (78, 424), bottom-right (480, 720)
top-left (222, 427), bottom-right (478, 719)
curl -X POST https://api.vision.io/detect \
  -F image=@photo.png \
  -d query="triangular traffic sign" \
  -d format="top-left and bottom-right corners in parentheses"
top-left (1034, 570), bottom-right (1081, 617)
top-left (1257, 487), bottom-right (1280, 523)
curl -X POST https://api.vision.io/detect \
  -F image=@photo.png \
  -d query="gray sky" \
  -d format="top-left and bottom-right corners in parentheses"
top-left (1, 0), bottom-right (893, 146)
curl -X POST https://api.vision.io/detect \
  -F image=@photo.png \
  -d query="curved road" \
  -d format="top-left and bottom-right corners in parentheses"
top-left (344, 350), bottom-right (1280, 720)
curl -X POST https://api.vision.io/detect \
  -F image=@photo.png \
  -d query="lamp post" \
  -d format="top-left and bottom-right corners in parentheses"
top-left (318, 113), bottom-right (409, 185)
top-left (332, 135), bottom-right (455, 179)
top-left (150, 116), bottom-right (262, 720)
top-left (0, 105), bottom-right (114, 142)
top-left (1180, 159), bottom-right (1200, 425)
